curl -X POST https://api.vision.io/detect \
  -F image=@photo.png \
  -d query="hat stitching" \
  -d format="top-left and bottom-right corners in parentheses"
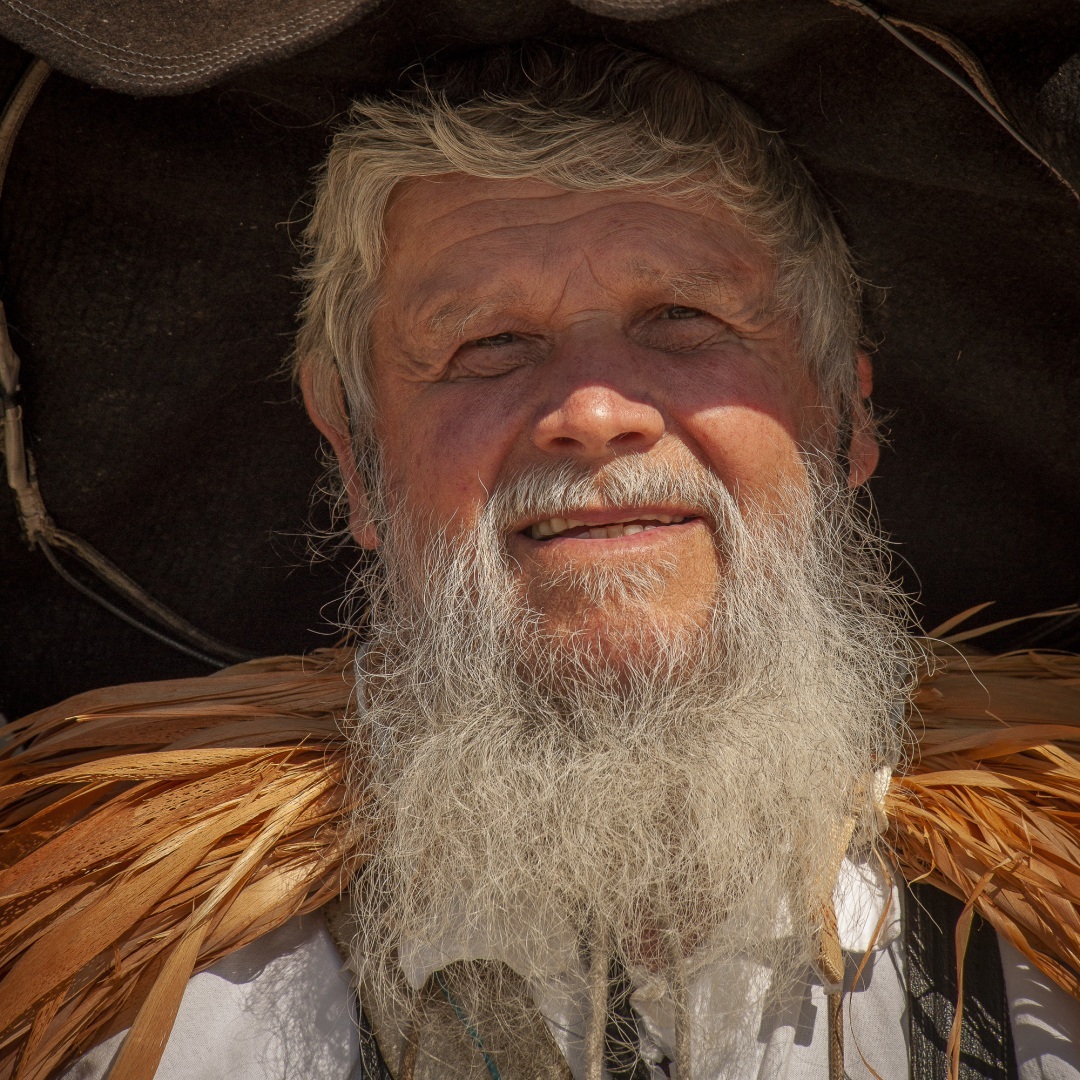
top-left (0, 0), bottom-right (360, 74)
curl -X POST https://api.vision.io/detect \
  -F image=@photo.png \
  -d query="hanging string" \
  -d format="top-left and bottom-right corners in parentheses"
top-left (830, 0), bottom-right (1079, 203)
top-left (665, 932), bottom-right (692, 1080)
top-left (0, 58), bottom-right (253, 668)
top-left (818, 899), bottom-right (847, 1080)
top-left (584, 916), bottom-right (610, 1080)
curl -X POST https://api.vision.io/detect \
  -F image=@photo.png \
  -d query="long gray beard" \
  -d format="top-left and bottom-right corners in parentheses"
top-left (344, 455), bottom-right (918, 1052)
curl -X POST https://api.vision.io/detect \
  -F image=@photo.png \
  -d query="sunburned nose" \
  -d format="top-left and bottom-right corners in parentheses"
top-left (531, 384), bottom-right (665, 459)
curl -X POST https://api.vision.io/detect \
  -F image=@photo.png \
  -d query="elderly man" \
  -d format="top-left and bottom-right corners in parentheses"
top-left (11, 38), bottom-right (1080, 1080)
top-left (299, 39), bottom-right (909, 1079)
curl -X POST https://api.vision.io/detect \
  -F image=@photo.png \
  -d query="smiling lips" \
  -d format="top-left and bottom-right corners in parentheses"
top-left (526, 512), bottom-right (692, 541)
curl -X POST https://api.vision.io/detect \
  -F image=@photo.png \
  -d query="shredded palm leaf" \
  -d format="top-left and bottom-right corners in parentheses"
top-left (889, 641), bottom-right (1080, 999)
top-left (1, 631), bottom-right (1079, 1078)
top-left (0, 650), bottom-right (364, 1080)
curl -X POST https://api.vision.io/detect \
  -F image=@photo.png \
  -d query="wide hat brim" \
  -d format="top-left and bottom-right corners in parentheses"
top-left (0, 0), bottom-right (1078, 717)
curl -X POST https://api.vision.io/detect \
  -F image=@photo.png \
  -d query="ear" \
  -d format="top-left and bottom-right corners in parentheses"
top-left (847, 352), bottom-right (880, 488)
top-left (300, 365), bottom-right (379, 549)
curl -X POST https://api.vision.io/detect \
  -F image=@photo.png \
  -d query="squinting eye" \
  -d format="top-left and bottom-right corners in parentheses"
top-left (469, 332), bottom-right (516, 348)
top-left (664, 305), bottom-right (704, 320)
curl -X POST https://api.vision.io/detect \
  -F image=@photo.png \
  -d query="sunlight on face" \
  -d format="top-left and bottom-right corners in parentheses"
top-left (368, 175), bottom-right (820, 650)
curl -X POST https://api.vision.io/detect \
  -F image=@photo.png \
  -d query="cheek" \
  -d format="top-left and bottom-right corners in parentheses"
top-left (378, 383), bottom-right (525, 526)
top-left (669, 358), bottom-right (812, 494)
top-left (693, 406), bottom-right (807, 494)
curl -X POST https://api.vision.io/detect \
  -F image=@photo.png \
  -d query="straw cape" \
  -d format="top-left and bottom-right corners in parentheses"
top-left (1, 612), bottom-right (1080, 1080)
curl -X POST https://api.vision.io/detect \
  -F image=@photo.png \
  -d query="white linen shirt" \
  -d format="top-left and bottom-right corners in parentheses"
top-left (62, 863), bottom-right (1080, 1080)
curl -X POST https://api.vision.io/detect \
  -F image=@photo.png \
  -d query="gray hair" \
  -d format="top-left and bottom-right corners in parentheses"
top-left (297, 40), bottom-right (861, 460)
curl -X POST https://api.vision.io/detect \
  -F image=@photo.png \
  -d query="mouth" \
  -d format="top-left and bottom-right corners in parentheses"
top-left (520, 510), bottom-right (698, 541)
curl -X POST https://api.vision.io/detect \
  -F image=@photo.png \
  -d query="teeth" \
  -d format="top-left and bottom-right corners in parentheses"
top-left (528, 513), bottom-right (691, 539)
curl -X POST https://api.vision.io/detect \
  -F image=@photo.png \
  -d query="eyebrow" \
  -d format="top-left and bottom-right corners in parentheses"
top-left (424, 299), bottom-right (493, 337)
top-left (416, 286), bottom-right (526, 343)
top-left (628, 265), bottom-right (746, 303)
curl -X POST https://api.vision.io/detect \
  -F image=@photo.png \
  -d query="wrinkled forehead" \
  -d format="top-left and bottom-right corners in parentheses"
top-left (379, 174), bottom-right (778, 320)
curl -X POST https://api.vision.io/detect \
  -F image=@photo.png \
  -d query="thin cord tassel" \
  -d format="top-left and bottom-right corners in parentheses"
top-left (666, 933), bottom-right (691, 1080)
top-left (818, 901), bottom-right (846, 1080)
top-left (827, 991), bottom-right (844, 1080)
top-left (585, 918), bottom-right (609, 1080)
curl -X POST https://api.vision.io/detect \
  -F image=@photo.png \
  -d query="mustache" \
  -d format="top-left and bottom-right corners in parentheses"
top-left (482, 455), bottom-right (737, 535)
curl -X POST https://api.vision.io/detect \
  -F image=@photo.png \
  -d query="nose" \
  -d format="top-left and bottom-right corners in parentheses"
top-left (531, 378), bottom-right (665, 460)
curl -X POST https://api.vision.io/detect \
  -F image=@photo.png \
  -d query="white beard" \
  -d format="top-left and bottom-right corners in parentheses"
top-left (343, 454), bottom-right (917, 1067)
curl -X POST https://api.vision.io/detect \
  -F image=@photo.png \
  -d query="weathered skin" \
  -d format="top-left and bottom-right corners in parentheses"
top-left (306, 175), bottom-right (877, 654)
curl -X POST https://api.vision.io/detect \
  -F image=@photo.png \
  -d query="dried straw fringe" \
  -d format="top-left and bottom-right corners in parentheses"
top-left (1, 623), bottom-right (1079, 1079)
top-left (889, 629), bottom-right (1080, 1000)
top-left (0, 650), bottom-right (366, 1080)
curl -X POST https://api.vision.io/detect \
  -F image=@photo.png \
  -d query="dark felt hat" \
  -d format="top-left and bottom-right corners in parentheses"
top-left (1, 0), bottom-right (1078, 717)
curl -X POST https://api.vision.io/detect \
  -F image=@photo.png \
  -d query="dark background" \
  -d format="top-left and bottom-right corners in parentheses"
top-left (1, 0), bottom-right (1078, 718)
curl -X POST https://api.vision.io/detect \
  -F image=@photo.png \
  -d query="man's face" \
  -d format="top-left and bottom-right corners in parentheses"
top-left (337, 176), bottom-right (909, 1031)
top-left (364, 175), bottom-right (822, 648)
